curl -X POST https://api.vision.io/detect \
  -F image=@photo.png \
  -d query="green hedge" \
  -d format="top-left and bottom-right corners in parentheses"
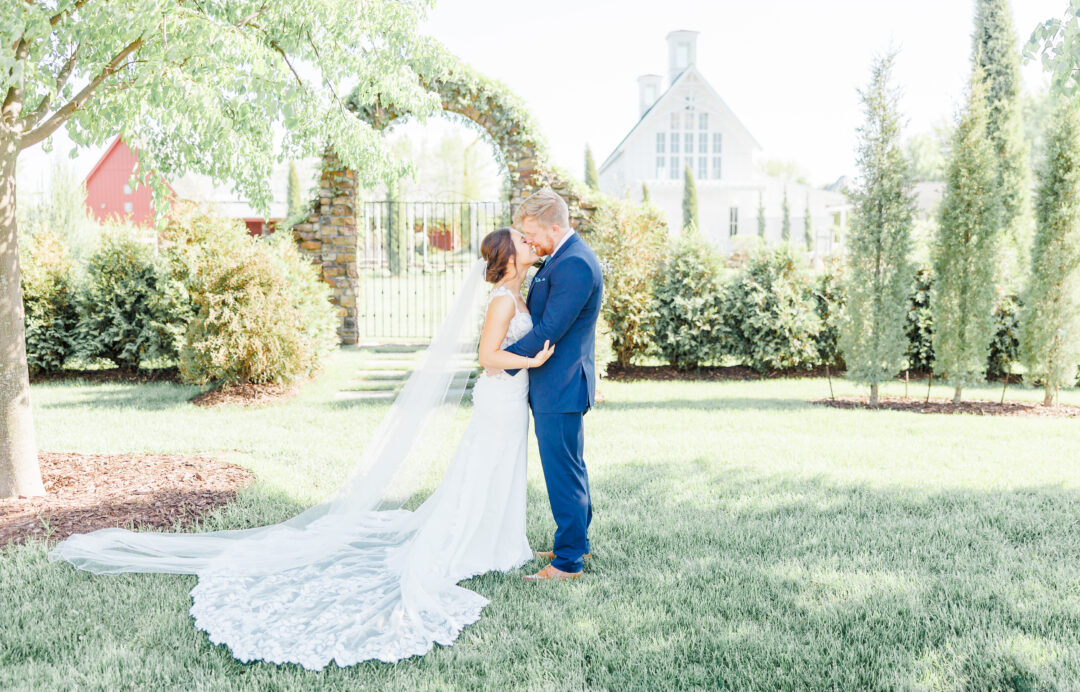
top-left (165, 208), bottom-right (337, 387)
top-left (651, 229), bottom-right (725, 370)
top-left (74, 229), bottom-right (188, 370)
top-left (19, 230), bottom-right (78, 374)
top-left (720, 246), bottom-right (822, 373)
top-left (580, 195), bottom-right (667, 366)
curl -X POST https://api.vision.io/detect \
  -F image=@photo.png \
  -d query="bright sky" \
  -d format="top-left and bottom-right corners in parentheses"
top-left (422, 0), bottom-right (1062, 185)
top-left (16, 0), bottom-right (1066, 201)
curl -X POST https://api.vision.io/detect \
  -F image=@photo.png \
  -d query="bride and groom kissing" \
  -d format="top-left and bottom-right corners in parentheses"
top-left (49, 187), bottom-right (605, 669)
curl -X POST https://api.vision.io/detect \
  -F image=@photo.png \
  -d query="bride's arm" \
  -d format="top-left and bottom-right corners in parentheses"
top-left (478, 296), bottom-right (554, 371)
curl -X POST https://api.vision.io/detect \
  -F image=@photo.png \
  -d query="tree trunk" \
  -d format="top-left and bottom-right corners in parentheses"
top-left (0, 127), bottom-right (43, 499)
top-left (869, 382), bottom-right (879, 407)
top-left (953, 386), bottom-right (962, 405)
top-left (1044, 381), bottom-right (1055, 407)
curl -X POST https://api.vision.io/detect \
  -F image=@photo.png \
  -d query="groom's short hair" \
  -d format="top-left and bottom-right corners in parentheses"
top-left (513, 187), bottom-right (570, 229)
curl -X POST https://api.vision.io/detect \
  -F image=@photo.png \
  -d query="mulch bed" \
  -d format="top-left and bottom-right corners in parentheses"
top-left (189, 382), bottom-right (299, 408)
top-left (606, 363), bottom-right (835, 381)
top-left (815, 396), bottom-right (1080, 418)
top-left (0, 452), bottom-right (255, 547)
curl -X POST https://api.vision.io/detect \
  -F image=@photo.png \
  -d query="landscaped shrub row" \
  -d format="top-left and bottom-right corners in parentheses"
top-left (617, 235), bottom-right (1021, 376)
top-left (19, 207), bottom-right (337, 388)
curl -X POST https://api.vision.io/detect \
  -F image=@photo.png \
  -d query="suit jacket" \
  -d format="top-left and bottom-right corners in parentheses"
top-left (505, 232), bottom-right (604, 413)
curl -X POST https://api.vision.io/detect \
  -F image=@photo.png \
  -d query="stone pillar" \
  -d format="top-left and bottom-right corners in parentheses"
top-left (292, 149), bottom-right (359, 344)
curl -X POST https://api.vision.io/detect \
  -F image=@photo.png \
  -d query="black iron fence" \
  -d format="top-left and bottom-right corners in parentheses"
top-left (358, 200), bottom-right (510, 340)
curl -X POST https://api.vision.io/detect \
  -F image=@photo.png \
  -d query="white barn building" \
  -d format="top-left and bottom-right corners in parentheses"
top-left (598, 30), bottom-right (849, 256)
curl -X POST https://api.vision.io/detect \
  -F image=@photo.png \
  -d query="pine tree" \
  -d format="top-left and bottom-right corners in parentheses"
top-left (931, 63), bottom-right (1003, 404)
top-left (781, 187), bottom-right (791, 242)
top-left (1019, 98), bottom-right (1080, 405)
top-left (682, 162), bottom-right (699, 232)
top-left (757, 192), bottom-right (766, 238)
top-left (642, 182), bottom-right (651, 203)
top-left (584, 144), bottom-right (600, 191)
top-left (974, 0), bottom-right (1033, 289)
top-left (838, 50), bottom-right (917, 406)
top-left (287, 161), bottom-right (304, 220)
top-left (803, 194), bottom-right (813, 251)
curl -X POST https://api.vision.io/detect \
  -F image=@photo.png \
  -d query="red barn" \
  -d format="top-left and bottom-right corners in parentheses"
top-left (83, 135), bottom-right (293, 235)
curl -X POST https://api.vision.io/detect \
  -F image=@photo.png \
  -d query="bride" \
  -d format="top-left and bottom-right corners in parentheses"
top-left (48, 227), bottom-right (554, 669)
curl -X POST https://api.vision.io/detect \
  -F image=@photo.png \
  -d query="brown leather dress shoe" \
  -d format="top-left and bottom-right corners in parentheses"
top-left (533, 550), bottom-right (592, 561)
top-left (523, 563), bottom-right (582, 581)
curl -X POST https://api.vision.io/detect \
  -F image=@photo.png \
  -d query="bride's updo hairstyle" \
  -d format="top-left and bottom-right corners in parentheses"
top-left (480, 227), bottom-right (517, 283)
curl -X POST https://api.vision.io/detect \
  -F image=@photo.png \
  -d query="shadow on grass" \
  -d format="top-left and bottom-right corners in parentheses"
top-left (40, 384), bottom-right (201, 411)
top-left (595, 397), bottom-right (813, 412)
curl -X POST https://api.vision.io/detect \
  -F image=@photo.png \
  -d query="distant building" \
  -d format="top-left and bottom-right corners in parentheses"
top-left (84, 135), bottom-right (309, 235)
top-left (598, 30), bottom-right (849, 256)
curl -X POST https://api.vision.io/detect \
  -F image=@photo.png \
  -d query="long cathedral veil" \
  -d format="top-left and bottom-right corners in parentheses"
top-left (48, 259), bottom-right (490, 577)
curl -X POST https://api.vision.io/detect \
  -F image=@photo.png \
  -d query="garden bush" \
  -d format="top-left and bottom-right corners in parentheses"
top-left (905, 268), bottom-right (934, 372)
top-left (651, 229), bottom-right (725, 370)
top-left (987, 293), bottom-right (1021, 380)
top-left (580, 195), bottom-right (667, 366)
top-left (814, 258), bottom-right (845, 369)
top-left (74, 228), bottom-right (188, 370)
top-left (19, 229), bottom-right (78, 373)
top-left (720, 246), bottom-right (822, 373)
top-left (168, 209), bottom-right (337, 387)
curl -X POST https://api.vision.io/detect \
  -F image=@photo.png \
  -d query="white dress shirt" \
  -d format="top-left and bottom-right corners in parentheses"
top-left (548, 228), bottom-right (575, 260)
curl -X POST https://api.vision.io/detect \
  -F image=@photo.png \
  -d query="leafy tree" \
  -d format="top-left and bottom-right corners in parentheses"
top-left (0, 0), bottom-right (441, 498)
top-left (584, 144), bottom-right (600, 191)
top-left (781, 187), bottom-right (791, 242)
top-left (974, 0), bottom-right (1033, 290)
top-left (641, 182), bottom-right (650, 203)
top-left (803, 195), bottom-right (813, 251)
top-left (838, 50), bottom-right (917, 406)
top-left (682, 162), bottom-right (698, 232)
top-left (757, 192), bottom-right (766, 238)
top-left (1019, 99), bottom-right (1080, 405)
top-left (903, 120), bottom-right (952, 181)
top-left (931, 64), bottom-right (1003, 404)
top-left (758, 159), bottom-right (810, 184)
top-left (1027, 1), bottom-right (1080, 99)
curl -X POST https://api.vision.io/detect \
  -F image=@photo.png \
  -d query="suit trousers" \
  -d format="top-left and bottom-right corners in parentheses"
top-left (533, 411), bottom-right (592, 573)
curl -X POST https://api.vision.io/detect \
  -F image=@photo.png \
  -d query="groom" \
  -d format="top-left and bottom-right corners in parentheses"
top-left (504, 188), bottom-right (603, 581)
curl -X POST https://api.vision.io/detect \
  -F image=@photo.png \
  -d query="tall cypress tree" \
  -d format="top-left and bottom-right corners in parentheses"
top-left (803, 194), bottom-right (813, 251)
top-left (584, 144), bottom-right (600, 191)
top-left (838, 50), bottom-right (917, 406)
top-left (287, 161), bottom-right (304, 219)
top-left (641, 181), bottom-right (650, 203)
top-left (1019, 99), bottom-right (1080, 405)
top-left (682, 162), bottom-right (699, 232)
top-left (974, 0), bottom-right (1033, 288)
top-left (781, 187), bottom-right (791, 242)
top-left (931, 63), bottom-right (1002, 404)
top-left (757, 192), bottom-right (766, 238)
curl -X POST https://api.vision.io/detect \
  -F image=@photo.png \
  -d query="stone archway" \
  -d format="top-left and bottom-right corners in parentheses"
top-left (291, 52), bottom-right (592, 344)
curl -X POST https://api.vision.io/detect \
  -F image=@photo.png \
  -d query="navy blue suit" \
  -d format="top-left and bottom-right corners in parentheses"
top-left (505, 232), bottom-right (603, 573)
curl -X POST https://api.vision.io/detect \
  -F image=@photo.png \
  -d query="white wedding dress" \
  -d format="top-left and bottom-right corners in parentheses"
top-left (49, 280), bottom-right (536, 670)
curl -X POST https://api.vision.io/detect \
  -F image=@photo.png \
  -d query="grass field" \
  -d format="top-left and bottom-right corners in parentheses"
top-left (3, 349), bottom-right (1080, 690)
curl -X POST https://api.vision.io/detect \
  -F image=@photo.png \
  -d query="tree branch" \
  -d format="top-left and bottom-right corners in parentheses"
top-left (19, 36), bottom-right (143, 150)
top-left (18, 43), bottom-right (80, 131)
top-left (49, 0), bottom-right (89, 27)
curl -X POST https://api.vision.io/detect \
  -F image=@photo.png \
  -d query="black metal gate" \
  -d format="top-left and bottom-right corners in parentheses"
top-left (358, 201), bottom-right (510, 340)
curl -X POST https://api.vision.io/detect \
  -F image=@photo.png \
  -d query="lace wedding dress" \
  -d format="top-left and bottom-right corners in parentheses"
top-left (49, 273), bottom-right (536, 670)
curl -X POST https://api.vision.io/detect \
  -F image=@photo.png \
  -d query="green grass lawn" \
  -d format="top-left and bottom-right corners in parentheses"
top-left (3, 349), bottom-right (1080, 690)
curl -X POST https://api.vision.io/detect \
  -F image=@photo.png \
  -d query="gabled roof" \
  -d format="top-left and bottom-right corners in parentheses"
top-left (599, 65), bottom-right (762, 174)
top-left (83, 134), bottom-right (178, 197)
